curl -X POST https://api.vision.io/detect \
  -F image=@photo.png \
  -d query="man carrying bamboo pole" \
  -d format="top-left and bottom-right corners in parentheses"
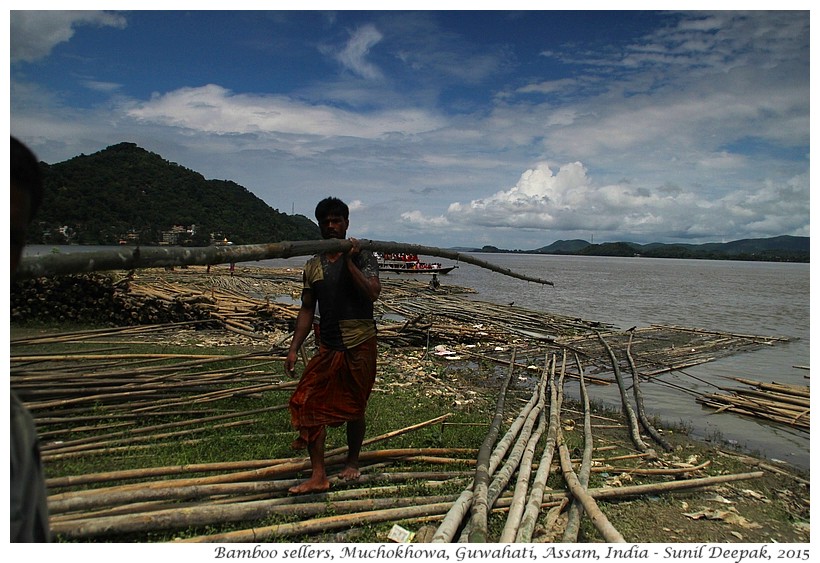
top-left (285, 197), bottom-right (381, 494)
top-left (10, 137), bottom-right (51, 541)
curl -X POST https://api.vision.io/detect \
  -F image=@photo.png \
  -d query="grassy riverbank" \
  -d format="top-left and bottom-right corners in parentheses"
top-left (11, 320), bottom-right (809, 544)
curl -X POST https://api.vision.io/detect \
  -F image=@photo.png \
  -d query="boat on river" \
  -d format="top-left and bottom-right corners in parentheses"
top-left (376, 252), bottom-right (457, 274)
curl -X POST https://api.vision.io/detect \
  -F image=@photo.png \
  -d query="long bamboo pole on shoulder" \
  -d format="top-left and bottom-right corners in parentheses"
top-left (16, 239), bottom-right (555, 286)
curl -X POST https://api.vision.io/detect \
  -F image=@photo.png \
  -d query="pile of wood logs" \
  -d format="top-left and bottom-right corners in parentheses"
top-left (11, 273), bottom-right (215, 326)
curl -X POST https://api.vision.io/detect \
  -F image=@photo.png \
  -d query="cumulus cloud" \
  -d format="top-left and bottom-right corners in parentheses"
top-left (335, 24), bottom-right (384, 79)
top-left (10, 11), bottom-right (126, 63)
top-left (402, 160), bottom-right (809, 243)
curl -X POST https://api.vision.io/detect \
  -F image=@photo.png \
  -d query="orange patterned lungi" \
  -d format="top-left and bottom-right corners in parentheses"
top-left (289, 336), bottom-right (377, 444)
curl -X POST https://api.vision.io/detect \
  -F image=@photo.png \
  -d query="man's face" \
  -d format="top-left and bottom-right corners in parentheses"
top-left (319, 214), bottom-right (348, 240)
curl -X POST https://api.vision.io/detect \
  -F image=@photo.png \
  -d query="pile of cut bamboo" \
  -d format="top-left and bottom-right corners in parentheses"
top-left (697, 377), bottom-right (810, 430)
top-left (36, 347), bottom-right (766, 543)
top-left (46, 417), bottom-right (483, 542)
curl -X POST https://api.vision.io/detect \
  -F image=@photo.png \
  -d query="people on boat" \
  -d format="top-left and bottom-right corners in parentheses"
top-left (378, 252), bottom-right (450, 272)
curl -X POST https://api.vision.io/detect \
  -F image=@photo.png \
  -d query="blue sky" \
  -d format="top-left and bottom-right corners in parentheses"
top-left (8, 8), bottom-right (811, 249)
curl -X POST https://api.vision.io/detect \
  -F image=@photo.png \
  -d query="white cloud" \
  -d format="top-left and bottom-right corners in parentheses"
top-left (10, 11), bottom-right (126, 63)
top-left (123, 84), bottom-right (443, 141)
top-left (400, 210), bottom-right (450, 229)
top-left (335, 24), bottom-right (384, 79)
top-left (515, 78), bottom-right (579, 96)
top-left (81, 79), bottom-right (123, 93)
top-left (402, 160), bottom-right (809, 244)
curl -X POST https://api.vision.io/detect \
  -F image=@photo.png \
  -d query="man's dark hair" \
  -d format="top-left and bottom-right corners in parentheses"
top-left (11, 136), bottom-right (44, 220)
top-left (314, 197), bottom-right (349, 222)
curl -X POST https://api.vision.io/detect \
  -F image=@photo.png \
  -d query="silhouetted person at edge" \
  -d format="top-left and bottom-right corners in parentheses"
top-left (10, 136), bottom-right (51, 542)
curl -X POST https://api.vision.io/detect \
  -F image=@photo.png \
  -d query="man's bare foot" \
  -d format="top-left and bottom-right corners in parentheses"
top-left (288, 476), bottom-right (330, 494)
top-left (339, 465), bottom-right (361, 481)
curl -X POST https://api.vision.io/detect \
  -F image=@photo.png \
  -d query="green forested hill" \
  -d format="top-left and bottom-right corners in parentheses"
top-left (497, 236), bottom-right (808, 262)
top-left (33, 142), bottom-right (319, 245)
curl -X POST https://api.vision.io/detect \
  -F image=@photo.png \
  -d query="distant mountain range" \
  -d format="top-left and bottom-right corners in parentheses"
top-left (476, 235), bottom-right (809, 262)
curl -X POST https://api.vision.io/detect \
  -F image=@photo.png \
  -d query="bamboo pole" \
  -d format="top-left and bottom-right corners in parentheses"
top-left (41, 405), bottom-right (284, 452)
top-left (175, 499), bottom-right (459, 543)
top-left (626, 332), bottom-right (674, 452)
top-left (732, 378), bottom-right (809, 397)
top-left (16, 239), bottom-right (554, 285)
top-left (486, 355), bottom-right (544, 476)
top-left (482, 360), bottom-right (547, 523)
top-left (596, 332), bottom-right (651, 453)
top-left (562, 354), bottom-right (594, 542)
top-left (557, 441), bottom-right (626, 543)
top-left (50, 471), bottom-right (468, 514)
top-left (47, 416), bottom-right (454, 491)
top-left (498, 358), bottom-right (548, 542)
top-left (468, 348), bottom-right (516, 543)
top-left (52, 493), bottom-right (460, 539)
top-left (515, 354), bottom-right (561, 542)
top-left (542, 470), bottom-right (765, 503)
top-left (430, 489), bottom-right (474, 543)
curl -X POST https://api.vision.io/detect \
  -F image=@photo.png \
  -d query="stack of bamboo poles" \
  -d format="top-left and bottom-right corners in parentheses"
top-left (426, 349), bottom-right (764, 543)
top-left (126, 270), bottom-right (301, 340)
top-left (697, 377), bottom-right (810, 430)
top-left (130, 268), bottom-right (602, 347)
top-left (556, 324), bottom-right (789, 379)
top-left (34, 345), bottom-right (765, 543)
top-left (45, 415), bottom-right (490, 542)
top-left (11, 325), bottom-right (292, 461)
